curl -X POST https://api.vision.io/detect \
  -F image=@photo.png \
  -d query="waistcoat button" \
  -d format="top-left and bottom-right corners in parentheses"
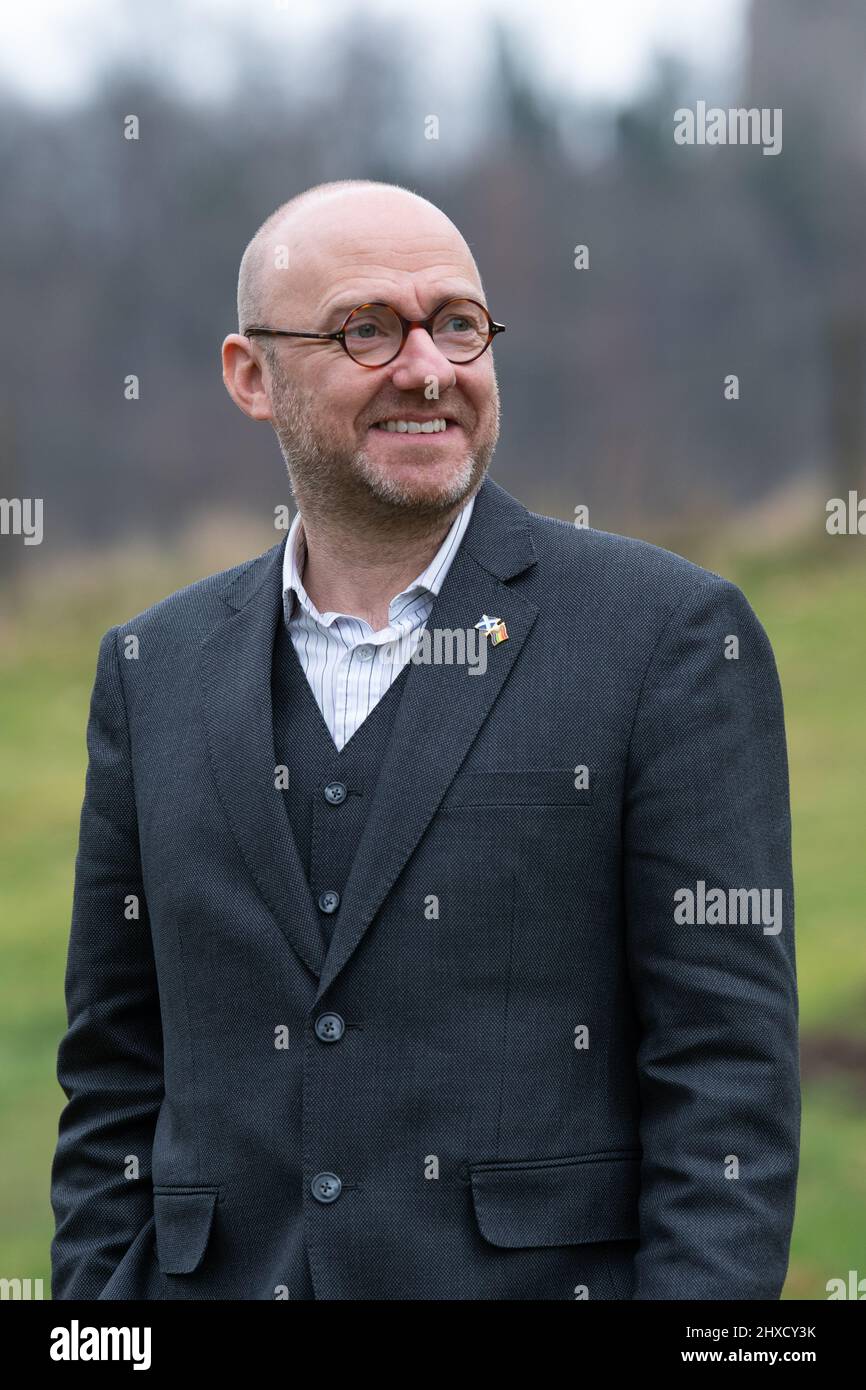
top-left (311, 1172), bottom-right (342, 1203)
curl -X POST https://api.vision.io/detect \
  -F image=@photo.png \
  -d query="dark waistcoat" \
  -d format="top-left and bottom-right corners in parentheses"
top-left (270, 608), bottom-right (412, 1296)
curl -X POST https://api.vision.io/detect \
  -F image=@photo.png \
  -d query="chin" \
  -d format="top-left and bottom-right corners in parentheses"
top-left (354, 450), bottom-right (478, 510)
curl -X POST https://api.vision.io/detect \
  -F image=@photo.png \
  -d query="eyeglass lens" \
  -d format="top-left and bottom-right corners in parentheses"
top-left (343, 299), bottom-right (491, 365)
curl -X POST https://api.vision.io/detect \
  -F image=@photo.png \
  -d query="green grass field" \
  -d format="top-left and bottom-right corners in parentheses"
top-left (1, 528), bottom-right (863, 1298)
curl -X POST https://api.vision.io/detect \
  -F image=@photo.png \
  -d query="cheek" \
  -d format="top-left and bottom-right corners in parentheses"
top-left (308, 359), bottom-right (370, 428)
top-left (464, 365), bottom-right (498, 426)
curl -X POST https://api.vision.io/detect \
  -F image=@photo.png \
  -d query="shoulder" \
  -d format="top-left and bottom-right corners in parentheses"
top-left (525, 508), bottom-right (749, 621)
top-left (105, 541), bottom-right (283, 650)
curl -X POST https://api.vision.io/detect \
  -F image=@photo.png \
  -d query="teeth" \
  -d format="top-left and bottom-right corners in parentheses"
top-left (377, 418), bottom-right (448, 433)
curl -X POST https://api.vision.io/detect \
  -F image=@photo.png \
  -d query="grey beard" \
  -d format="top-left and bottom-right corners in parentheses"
top-left (269, 370), bottom-right (496, 521)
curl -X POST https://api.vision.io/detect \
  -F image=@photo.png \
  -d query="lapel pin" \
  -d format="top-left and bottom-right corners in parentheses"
top-left (474, 613), bottom-right (509, 646)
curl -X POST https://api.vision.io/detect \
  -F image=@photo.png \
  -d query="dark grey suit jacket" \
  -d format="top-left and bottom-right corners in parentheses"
top-left (50, 475), bottom-right (799, 1300)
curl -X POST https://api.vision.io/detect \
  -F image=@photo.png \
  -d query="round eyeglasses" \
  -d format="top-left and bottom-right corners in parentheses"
top-left (244, 297), bottom-right (505, 368)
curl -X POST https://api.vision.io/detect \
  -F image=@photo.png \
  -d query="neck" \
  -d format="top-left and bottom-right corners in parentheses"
top-left (296, 503), bottom-right (466, 631)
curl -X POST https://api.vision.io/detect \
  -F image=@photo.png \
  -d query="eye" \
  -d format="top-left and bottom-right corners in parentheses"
top-left (346, 319), bottom-right (382, 339)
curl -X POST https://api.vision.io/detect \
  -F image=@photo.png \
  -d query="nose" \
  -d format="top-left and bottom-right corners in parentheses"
top-left (389, 325), bottom-right (458, 392)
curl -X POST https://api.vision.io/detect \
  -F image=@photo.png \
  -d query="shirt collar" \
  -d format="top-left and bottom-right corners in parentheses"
top-left (282, 489), bottom-right (476, 629)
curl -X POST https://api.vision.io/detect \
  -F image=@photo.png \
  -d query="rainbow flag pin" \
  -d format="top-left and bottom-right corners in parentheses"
top-left (474, 613), bottom-right (509, 646)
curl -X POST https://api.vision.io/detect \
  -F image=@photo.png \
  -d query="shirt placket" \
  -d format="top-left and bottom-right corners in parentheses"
top-left (334, 620), bottom-right (357, 750)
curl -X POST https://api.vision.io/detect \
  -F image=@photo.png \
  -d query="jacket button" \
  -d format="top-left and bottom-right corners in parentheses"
top-left (318, 890), bottom-right (340, 913)
top-left (311, 1172), bottom-right (342, 1203)
top-left (314, 1012), bottom-right (345, 1042)
top-left (324, 782), bottom-right (347, 805)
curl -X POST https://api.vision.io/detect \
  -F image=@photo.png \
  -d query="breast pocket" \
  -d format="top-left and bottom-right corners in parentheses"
top-left (414, 768), bottom-right (594, 930)
top-left (440, 767), bottom-right (593, 809)
top-left (437, 766), bottom-right (595, 908)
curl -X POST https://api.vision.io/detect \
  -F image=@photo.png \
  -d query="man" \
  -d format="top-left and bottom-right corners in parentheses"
top-left (50, 180), bottom-right (799, 1301)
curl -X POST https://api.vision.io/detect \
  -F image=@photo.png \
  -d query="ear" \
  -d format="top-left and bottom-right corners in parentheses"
top-left (221, 334), bottom-right (275, 422)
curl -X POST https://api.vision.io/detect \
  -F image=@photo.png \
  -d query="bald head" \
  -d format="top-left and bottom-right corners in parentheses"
top-left (236, 180), bottom-right (484, 341)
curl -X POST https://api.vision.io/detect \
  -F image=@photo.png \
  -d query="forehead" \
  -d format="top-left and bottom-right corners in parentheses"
top-left (266, 194), bottom-right (483, 320)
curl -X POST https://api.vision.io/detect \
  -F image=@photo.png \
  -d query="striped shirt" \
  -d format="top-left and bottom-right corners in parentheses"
top-left (281, 492), bottom-right (476, 750)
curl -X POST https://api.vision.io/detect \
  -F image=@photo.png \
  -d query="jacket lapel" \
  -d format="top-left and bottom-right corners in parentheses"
top-left (198, 540), bottom-right (329, 980)
top-left (315, 477), bottom-right (539, 1001)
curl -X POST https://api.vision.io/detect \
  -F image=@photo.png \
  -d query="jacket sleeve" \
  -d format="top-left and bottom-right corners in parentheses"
top-left (50, 626), bottom-right (164, 1299)
top-left (622, 575), bottom-right (800, 1299)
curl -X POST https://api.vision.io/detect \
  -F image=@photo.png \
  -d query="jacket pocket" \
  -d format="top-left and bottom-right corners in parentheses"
top-left (468, 1149), bottom-right (640, 1248)
top-left (153, 1186), bottom-right (220, 1274)
top-left (441, 768), bottom-right (593, 808)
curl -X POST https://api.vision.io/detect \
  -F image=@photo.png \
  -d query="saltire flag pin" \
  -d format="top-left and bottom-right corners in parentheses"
top-left (474, 613), bottom-right (509, 646)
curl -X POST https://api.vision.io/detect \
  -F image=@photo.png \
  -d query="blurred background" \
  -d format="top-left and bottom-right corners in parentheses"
top-left (1, 0), bottom-right (864, 1299)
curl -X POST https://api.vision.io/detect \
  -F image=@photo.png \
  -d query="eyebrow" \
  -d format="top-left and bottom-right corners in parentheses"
top-left (322, 288), bottom-right (485, 325)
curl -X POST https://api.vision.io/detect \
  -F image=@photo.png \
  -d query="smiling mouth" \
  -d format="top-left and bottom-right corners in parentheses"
top-left (370, 417), bottom-right (457, 435)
